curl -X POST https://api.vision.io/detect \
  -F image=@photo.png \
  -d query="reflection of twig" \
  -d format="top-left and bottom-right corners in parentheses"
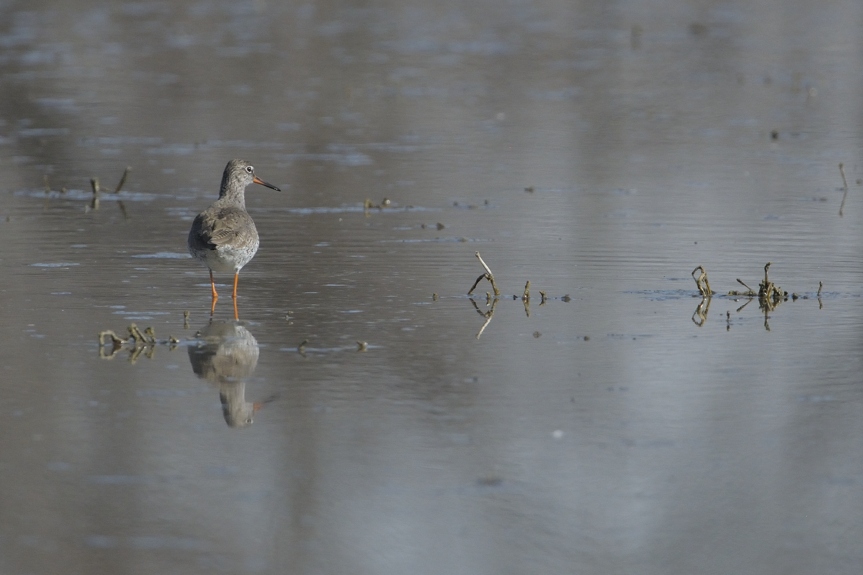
top-left (476, 309), bottom-right (495, 339)
top-left (839, 163), bottom-right (849, 217)
top-left (468, 251), bottom-right (501, 296)
top-left (469, 296), bottom-right (498, 339)
top-left (468, 298), bottom-right (488, 317)
top-left (691, 296), bottom-right (711, 326)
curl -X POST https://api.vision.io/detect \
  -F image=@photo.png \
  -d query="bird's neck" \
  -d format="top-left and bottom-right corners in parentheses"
top-left (218, 185), bottom-right (246, 206)
top-left (218, 171), bottom-right (244, 202)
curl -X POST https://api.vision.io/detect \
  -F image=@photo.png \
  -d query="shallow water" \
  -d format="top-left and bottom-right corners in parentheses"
top-left (1, 1), bottom-right (862, 574)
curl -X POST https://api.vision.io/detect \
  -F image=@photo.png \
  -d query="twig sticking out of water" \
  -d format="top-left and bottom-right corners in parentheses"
top-left (759, 262), bottom-right (777, 301)
top-left (99, 330), bottom-right (125, 347)
top-left (89, 167), bottom-right (131, 218)
top-left (114, 167), bottom-right (131, 193)
top-left (728, 278), bottom-right (756, 297)
top-left (475, 252), bottom-right (496, 284)
top-left (109, 167), bottom-right (131, 219)
top-left (363, 197), bottom-right (390, 216)
top-left (144, 327), bottom-right (157, 344)
top-left (468, 251), bottom-right (501, 296)
top-left (42, 174), bottom-right (67, 196)
top-left (839, 163), bottom-right (849, 217)
top-left (756, 262), bottom-right (788, 314)
top-left (691, 266), bottom-right (713, 297)
top-left (90, 178), bottom-right (100, 210)
top-left (128, 323), bottom-right (158, 345)
top-left (98, 323), bottom-right (178, 362)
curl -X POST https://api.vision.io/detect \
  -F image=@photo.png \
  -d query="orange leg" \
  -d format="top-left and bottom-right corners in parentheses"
top-left (209, 270), bottom-right (219, 300)
top-left (209, 270), bottom-right (218, 316)
top-left (232, 273), bottom-right (240, 320)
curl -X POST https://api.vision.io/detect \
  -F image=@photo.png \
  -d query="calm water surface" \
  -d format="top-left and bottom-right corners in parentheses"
top-left (1, 1), bottom-right (861, 574)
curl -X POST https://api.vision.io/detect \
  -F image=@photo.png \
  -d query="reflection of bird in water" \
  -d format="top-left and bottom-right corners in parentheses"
top-left (187, 320), bottom-right (268, 428)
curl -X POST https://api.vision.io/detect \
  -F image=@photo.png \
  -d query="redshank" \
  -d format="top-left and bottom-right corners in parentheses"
top-left (188, 159), bottom-right (280, 318)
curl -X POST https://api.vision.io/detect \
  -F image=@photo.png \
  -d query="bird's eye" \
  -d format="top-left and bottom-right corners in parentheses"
top-left (245, 166), bottom-right (253, 173)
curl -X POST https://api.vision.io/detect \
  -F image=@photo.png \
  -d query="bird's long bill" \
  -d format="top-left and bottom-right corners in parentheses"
top-left (253, 176), bottom-right (281, 192)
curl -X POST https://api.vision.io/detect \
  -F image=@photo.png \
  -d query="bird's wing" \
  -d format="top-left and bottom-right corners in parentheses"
top-left (191, 207), bottom-right (251, 249)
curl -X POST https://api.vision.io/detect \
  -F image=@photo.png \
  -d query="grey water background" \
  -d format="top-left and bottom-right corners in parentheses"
top-left (1, 1), bottom-right (862, 574)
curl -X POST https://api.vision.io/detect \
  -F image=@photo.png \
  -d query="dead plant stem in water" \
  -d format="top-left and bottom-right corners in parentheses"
top-left (468, 251), bottom-right (501, 296)
top-left (691, 266), bottom-right (713, 297)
